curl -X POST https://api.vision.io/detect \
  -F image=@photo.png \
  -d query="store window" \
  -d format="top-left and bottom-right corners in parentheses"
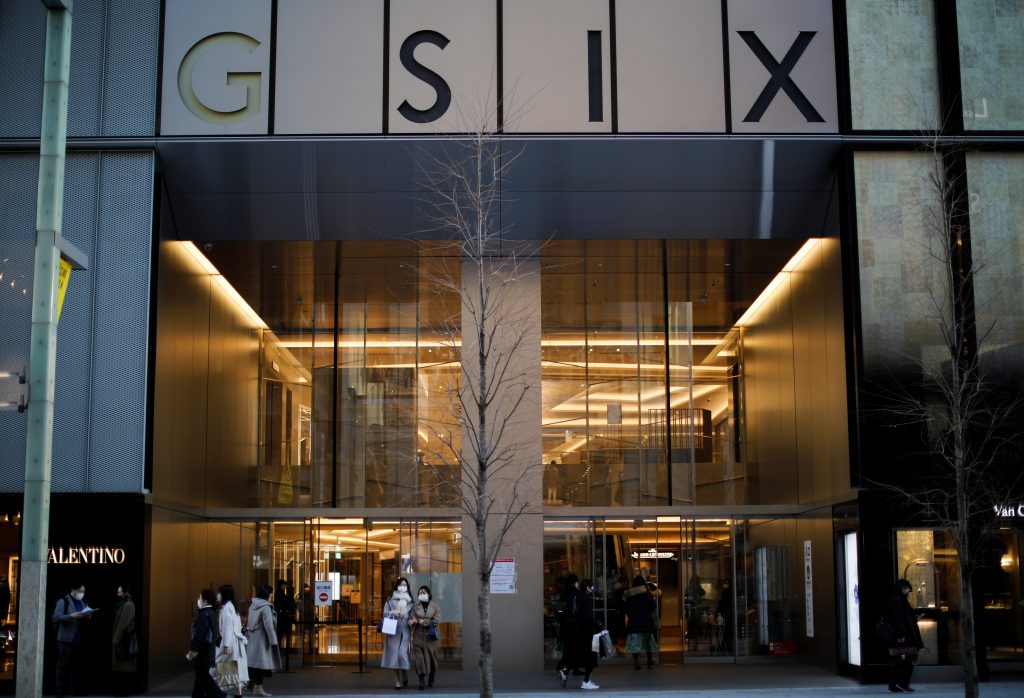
top-left (895, 529), bottom-right (961, 665)
top-left (958, 0), bottom-right (1024, 131)
top-left (846, 0), bottom-right (939, 130)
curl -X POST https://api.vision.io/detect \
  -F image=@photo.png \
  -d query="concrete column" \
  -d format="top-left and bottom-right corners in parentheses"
top-left (460, 255), bottom-right (544, 672)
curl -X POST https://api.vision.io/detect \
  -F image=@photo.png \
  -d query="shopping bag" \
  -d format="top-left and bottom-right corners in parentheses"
top-left (591, 632), bottom-right (601, 653)
top-left (598, 629), bottom-right (617, 658)
top-left (427, 620), bottom-right (440, 641)
top-left (215, 659), bottom-right (240, 690)
top-left (381, 616), bottom-right (398, 635)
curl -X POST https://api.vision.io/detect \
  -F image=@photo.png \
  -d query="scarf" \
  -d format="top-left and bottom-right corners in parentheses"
top-left (391, 589), bottom-right (412, 617)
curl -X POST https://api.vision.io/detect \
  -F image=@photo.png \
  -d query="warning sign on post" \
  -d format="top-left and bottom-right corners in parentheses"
top-left (314, 580), bottom-right (333, 607)
top-left (490, 558), bottom-right (516, 594)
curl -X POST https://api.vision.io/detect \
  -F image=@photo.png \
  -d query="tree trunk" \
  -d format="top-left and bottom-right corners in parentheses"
top-left (478, 548), bottom-right (493, 698)
top-left (959, 567), bottom-right (979, 698)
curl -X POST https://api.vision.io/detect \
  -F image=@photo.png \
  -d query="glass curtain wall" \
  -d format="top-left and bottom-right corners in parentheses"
top-left (541, 241), bottom-right (795, 507)
top-left (201, 242), bottom-right (461, 508)
top-left (543, 517), bottom-right (739, 664)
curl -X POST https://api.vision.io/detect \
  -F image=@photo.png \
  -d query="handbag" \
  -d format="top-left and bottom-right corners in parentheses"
top-left (117, 627), bottom-right (139, 659)
top-left (381, 616), bottom-right (398, 636)
top-left (427, 619), bottom-right (440, 641)
top-left (888, 645), bottom-right (919, 660)
top-left (215, 659), bottom-right (241, 690)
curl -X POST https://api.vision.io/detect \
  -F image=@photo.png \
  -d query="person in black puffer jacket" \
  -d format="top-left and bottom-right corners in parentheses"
top-left (623, 576), bottom-right (659, 669)
top-left (557, 574), bottom-right (599, 690)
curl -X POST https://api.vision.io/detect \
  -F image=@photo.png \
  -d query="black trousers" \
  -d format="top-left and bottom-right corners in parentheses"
top-left (56, 641), bottom-right (75, 697)
top-left (250, 667), bottom-right (271, 685)
top-left (192, 663), bottom-right (223, 698)
top-left (888, 652), bottom-right (915, 689)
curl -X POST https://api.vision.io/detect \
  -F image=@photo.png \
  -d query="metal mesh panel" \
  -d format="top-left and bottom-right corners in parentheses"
top-left (0, 0), bottom-right (159, 138)
top-left (0, 155), bottom-right (40, 491)
top-left (0, 3), bottom-right (45, 137)
top-left (85, 152), bottom-right (153, 491)
top-left (101, 0), bottom-right (160, 136)
top-left (51, 155), bottom-right (100, 492)
top-left (1, 151), bottom-right (153, 494)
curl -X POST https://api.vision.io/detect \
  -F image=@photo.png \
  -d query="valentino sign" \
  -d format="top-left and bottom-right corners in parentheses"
top-left (161, 0), bottom-right (838, 136)
top-left (48, 546), bottom-right (127, 565)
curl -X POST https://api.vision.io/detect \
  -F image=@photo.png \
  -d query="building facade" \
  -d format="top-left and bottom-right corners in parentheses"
top-left (0, 0), bottom-right (1022, 693)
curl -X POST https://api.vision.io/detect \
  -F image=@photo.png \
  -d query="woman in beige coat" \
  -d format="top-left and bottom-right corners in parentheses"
top-left (408, 585), bottom-right (441, 690)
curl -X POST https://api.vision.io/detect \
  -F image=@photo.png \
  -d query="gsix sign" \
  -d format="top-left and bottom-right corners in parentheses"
top-left (161, 0), bottom-right (837, 136)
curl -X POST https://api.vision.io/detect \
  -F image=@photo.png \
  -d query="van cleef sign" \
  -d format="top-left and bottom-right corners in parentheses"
top-left (161, 0), bottom-right (838, 136)
top-left (994, 504), bottom-right (1024, 518)
top-left (48, 546), bottom-right (127, 565)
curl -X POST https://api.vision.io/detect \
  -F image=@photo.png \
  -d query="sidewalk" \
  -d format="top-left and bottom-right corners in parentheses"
top-left (139, 661), bottom-right (1024, 698)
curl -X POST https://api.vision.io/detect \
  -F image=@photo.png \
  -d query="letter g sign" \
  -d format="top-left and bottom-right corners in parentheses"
top-left (177, 32), bottom-right (262, 125)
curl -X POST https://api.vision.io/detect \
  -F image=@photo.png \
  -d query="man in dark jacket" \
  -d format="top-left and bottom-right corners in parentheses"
top-left (885, 578), bottom-right (924, 693)
top-left (52, 581), bottom-right (91, 698)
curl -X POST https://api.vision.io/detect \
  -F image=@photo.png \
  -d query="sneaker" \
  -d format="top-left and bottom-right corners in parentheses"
top-left (581, 680), bottom-right (599, 690)
top-left (558, 667), bottom-right (568, 688)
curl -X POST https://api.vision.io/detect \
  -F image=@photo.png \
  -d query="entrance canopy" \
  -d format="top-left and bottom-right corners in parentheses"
top-left (156, 138), bottom-right (839, 242)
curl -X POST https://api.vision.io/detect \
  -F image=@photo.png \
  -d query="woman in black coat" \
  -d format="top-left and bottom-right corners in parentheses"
top-left (556, 575), bottom-right (599, 689)
top-left (885, 578), bottom-right (924, 693)
top-left (623, 576), bottom-right (659, 669)
top-left (187, 588), bottom-right (225, 698)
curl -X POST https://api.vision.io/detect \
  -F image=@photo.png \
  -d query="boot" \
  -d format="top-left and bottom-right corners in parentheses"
top-left (253, 686), bottom-right (272, 697)
top-left (633, 653), bottom-right (641, 670)
top-left (428, 671), bottom-right (435, 687)
top-left (647, 652), bottom-right (655, 668)
top-left (418, 674), bottom-right (426, 691)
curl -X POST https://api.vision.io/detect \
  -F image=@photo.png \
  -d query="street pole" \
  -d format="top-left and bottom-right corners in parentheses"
top-left (17, 2), bottom-right (72, 696)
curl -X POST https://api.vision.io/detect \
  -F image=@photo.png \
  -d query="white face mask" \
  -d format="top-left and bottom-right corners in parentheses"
top-left (418, 593), bottom-right (429, 602)
top-left (72, 592), bottom-right (84, 601)
top-left (216, 593), bottom-right (222, 603)
top-left (398, 585), bottom-right (408, 593)
top-left (197, 599), bottom-right (205, 609)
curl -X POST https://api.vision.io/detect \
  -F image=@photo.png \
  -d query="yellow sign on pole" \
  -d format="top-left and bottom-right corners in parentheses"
top-left (56, 257), bottom-right (72, 321)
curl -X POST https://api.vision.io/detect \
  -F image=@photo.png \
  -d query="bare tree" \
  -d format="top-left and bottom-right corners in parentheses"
top-left (412, 103), bottom-right (543, 698)
top-left (866, 123), bottom-right (1022, 698)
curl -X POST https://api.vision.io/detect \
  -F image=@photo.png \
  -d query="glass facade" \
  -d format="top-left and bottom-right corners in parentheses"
top-left (958, 0), bottom-right (1024, 131)
top-left (854, 152), bottom-right (950, 376)
top-left (846, 0), bottom-right (940, 130)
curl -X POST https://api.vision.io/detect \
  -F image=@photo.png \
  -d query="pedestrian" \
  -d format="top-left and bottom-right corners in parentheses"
top-left (246, 584), bottom-right (282, 697)
top-left (716, 578), bottom-right (734, 653)
top-left (187, 588), bottom-right (225, 698)
top-left (885, 578), bottom-right (924, 693)
top-left (557, 574), bottom-right (599, 690)
top-left (53, 580), bottom-right (92, 698)
top-left (111, 584), bottom-right (138, 693)
top-left (622, 575), bottom-right (659, 670)
top-left (274, 579), bottom-right (296, 654)
top-left (381, 577), bottom-right (413, 689)
top-left (216, 584), bottom-right (249, 696)
top-left (408, 585), bottom-right (441, 690)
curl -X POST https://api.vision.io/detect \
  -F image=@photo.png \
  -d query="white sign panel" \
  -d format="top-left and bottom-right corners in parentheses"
top-left (843, 532), bottom-right (861, 665)
top-left (161, 0), bottom-right (271, 135)
top-left (616, 0), bottom-right (726, 132)
top-left (490, 558), bottom-right (516, 594)
top-left (804, 539), bottom-right (814, 638)
top-left (159, 0), bottom-right (839, 136)
top-left (728, 0), bottom-right (838, 133)
top-left (314, 580), bottom-right (333, 607)
top-left (275, 0), bottom-right (383, 135)
top-left (389, 0), bottom-right (497, 133)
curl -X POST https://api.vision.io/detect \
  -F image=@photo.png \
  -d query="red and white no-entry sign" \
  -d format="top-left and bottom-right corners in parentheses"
top-left (314, 580), bottom-right (333, 607)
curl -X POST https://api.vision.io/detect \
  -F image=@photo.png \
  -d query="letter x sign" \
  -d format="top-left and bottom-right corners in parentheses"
top-left (728, 0), bottom-right (837, 133)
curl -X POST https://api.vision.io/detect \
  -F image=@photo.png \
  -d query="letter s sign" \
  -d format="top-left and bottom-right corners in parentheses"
top-left (177, 32), bottom-right (263, 125)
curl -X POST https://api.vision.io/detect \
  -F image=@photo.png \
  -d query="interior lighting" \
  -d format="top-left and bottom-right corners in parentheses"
top-left (181, 242), bottom-right (268, 329)
top-left (734, 239), bottom-right (820, 328)
top-left (1001, 553), bottom-right (1014, 571)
